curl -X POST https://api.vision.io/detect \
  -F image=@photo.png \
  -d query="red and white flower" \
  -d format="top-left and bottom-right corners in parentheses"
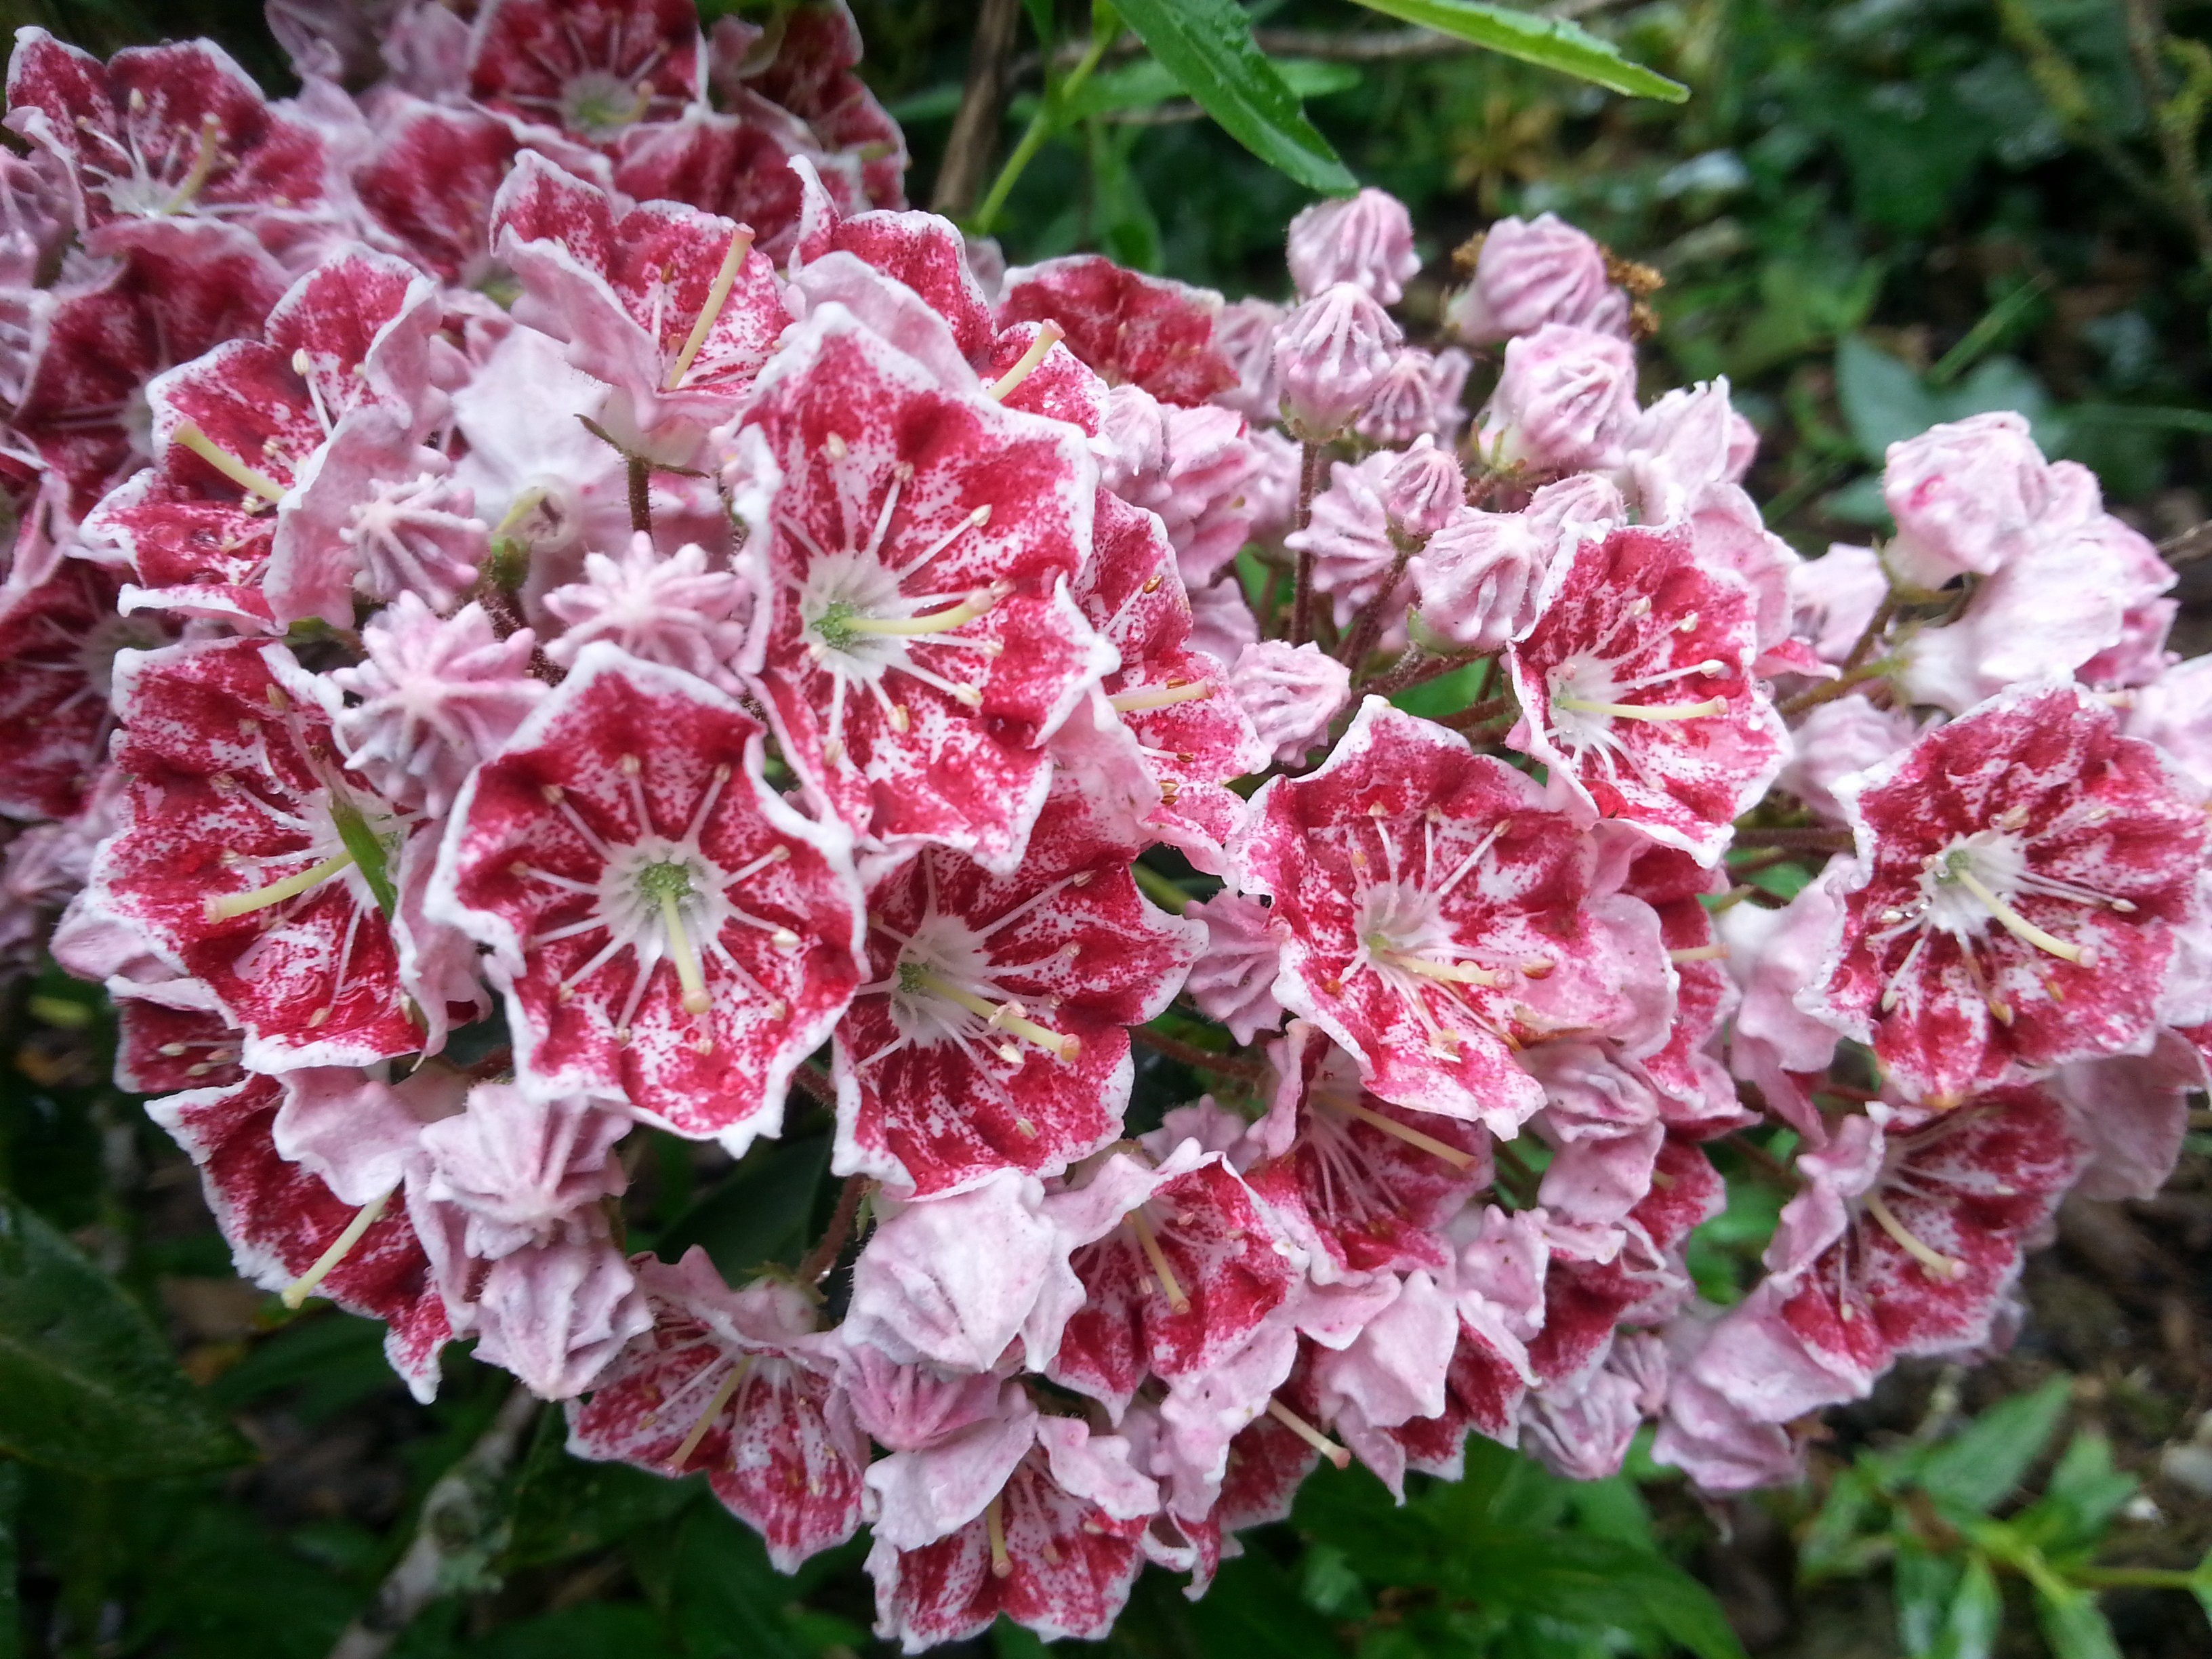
top-left (1235, 697), bottom-right (1671, 1131)
top-left (997, 255), bottom-right (1235, 408)
top-left (1804, 684), bottom-right (2207, 1105)
top-left (466, 0), bottom-right (703, 146)
top-left (567, 1248), bottom-right (868, 1570)
top-left (742, 306), bottom-right (1112, 872)
top-left (430, 644), bottom-right (865, 1151)
top-left (832, 786), bottom-right (1202, 1197)
top-left (1507, 521), bottom-right (1786, 864)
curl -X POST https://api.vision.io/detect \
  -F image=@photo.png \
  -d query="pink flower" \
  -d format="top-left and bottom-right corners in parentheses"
top-left (1185, 575), bottom-right (1258, 669)
top-left (1183, 891), bottom-right (1289, 1045)
top-left (150, 1072), bottom-right (451, 1401)
top-left (329, 469), bottom-right (491, 611)
top-left (864, 1410), bottom-right (1158, 1650)
top-left (9, 226), bottom-right (283, 519)
top-left (831, 786), bottom-right (1202, 1197)
top-left (1287, 187), bottom-right (1421, 304)
top-left (997, 255), bottom-right (1235, 407)
top-left (0, 554), bottom-right (166, 822)
top-left (741, 306), bottom-right (1113, 873)
top-left (1273, 281), bottom-right (1400, 438)
top-left (430, 644), bottom-right (865, 1149)
top-left (86, 638), bottom-right (436, 1069)
top-left (5, 29), bottom-right (329, 253)
top-left (1776, 693), bottom-right (1917, 823)
top-left (466, 0), bottom-right (702, 144)
top-left (1282, 450), bottom-right (1399, 635)
top-left (1445, 213), bottom-right (1629, 344)
top-left (491, 152), bottom-right (786, 434)
top-left (1620, 844), bottom-right (1747, 1134)
top-left (567, 1248), bottom-right (868, 1569)
top-left (542, 533), bottom-right (756, 689)
top-left (1883, 412), bottom-right (2098, 590)
top-left (1410, 474), bottom-right (1624, 654)
top-left (414, 1084), bottom-right (628, 1260)
top-left (1249, 1023), bottom-right (1490, 1285)
top-left (1229, 640), bottom-right (1351, 766)
top-left (1234, 698), bottom-right (1671, 1130)
top-left (331, 593), bottom-right (547, 819)
top-left (1803, 683), bottom-right (2207, 1105)
top-left (1721, 874), bottom-right (1847, 1141)
top-left (1110, 402), bottom-right (1263, 588)
top-left (1476, 322), bottom-right (1639, 473)
top-left (2127, 652), bottom-right (2212, 796)
top-left (1507, 522), bottom-right (1786, 863)
top-left (1046, 1135), bottom-right (1301, 1417)
top-left (465, 1238), bottom-right (651, 1399)
top-left (1790, 544), bottom-right (1888, 666)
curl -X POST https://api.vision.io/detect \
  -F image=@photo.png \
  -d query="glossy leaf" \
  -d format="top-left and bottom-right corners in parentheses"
top-left (1346, 0), bottom-right (1687, 101)
top-left (0, 1195), bottom-right (248, 1477)
top-left (1107, 0), bottom-right (1357, 193)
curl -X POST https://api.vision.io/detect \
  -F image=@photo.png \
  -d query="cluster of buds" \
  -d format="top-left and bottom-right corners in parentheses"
top-left (0, 1), bottom-right (2205, 1648)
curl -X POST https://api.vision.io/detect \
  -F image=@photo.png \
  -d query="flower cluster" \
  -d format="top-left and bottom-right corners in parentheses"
top-left (3, 3), bottom-right (2207, 1648)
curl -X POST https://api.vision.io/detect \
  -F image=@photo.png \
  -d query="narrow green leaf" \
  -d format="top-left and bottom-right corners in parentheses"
top-left (2021, 1431), bottom-right (2137, 1554)
top-left (1929, 1554), bottom-right (2001, 1659)
top-left (1916, 1374), bottom-right (2072, 1515)
top-left (1345, 0), bottom-right (1687, 101)
top-left (2030, 1580), bottom-right (2123, 1659)
top-left (0, 1196), bottom-right (249, 1477)
top-left (1894, 1538), bottom-right (1963, 1656)
top-left (1107, 0), bottom-right (1357, 193)
top-left (1042, 56), bottom-right (1361, 122)
top-left (329, 795), bottom-right (398, 919)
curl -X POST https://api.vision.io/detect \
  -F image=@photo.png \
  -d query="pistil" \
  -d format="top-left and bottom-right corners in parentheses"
top-left (1555, 695), bottom-right (1725, 722)
top-left (205, 851), bottom-right (354, 921)
top-left (668, 1356), bottom-right (751, 1471)
top-left (1330, 1095), bottom-right (1478, 1170)
top-left (1376, 947), bottom-right (1504, 987)
top-left (163, 113), bottom-right (222, 213)
top-left (1951, 867), bottom-right (2092, 965)
top-left (842, 585), bottom-right (1004, 639)
top-left (640, 861), bottom-right (712, 1015)
top-left (1265, 1397), bottom-right (1351, 1469)
top-left (985, 1494), bottom-right (1012, 1578)
top-left (281, 1187), bottom-right (392, 1308)
top-left (986, 321), bottom-right (1065, 402)
top-left (1863, 1189), bottom-right (1965, 1281)
top-left (909, 964), bottom-right (1080, 1060)
top-left (1107, 679), bottom-right (1213, 715)
top-left (1127, 1208), bottom-right (1192, 1314)
top-left (663, 226), bottom-right (758, 390)
top-left (173, 420), bottom-right (287, 504)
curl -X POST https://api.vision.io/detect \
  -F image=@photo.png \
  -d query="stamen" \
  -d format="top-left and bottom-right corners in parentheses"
top-left (1107, 679), bottom-right (1213, 715)
top-left (1863, 1190), bottom-right (1965, 1281)
top-left (1952, 868), bottom-right (2093, 965)
top-left (663, 226), bottom-right (758, 390)
top-left (1668, 943), bottom-right (1729, 964)
top-left (843, 584), bottom-right (1004, 638)
top-left (985, 1494), bottom-right (1012, 1579)
top-left (1265, 1398), bottom-right (1351, 1469)
top-left (291, 349), bottom-right (335, 436)
top-left (986, 321), bottom-right (1065, 402)
top-left (1128, 1208), bottom-right (1191, 1314)
top-left (206, 851), bottom-right (353, 920)
top-left (1377, 949), bottom-right (1504, 987)
top-left (172, 420), bottom-right (288, 504)
top-left (1333, 1096), bottom-right (1478, 1170)
top-left (163, 113), bottom-right (222, 213)
top-left (668, 1356), bottom-right (751, 1471)
top-left (281, 1187), bottom-right (393, 1308)
top-left (1554, 695), bottom-right (1725, 722)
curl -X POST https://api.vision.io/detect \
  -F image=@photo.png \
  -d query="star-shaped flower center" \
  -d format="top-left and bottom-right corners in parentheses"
top-left (870, 903), bottom-right (1080, 1073)
top-left (82, 90), bottom-right (230, 219)
top-left (1540, 598), bottom-right (1729, 783)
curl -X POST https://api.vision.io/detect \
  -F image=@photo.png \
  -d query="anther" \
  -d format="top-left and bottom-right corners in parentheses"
top-left (1265, 1398), bottom-right (1351, 1469)
top-left (1127, 1208), bottom-right (1191, 1314)
top-left (985, 321), bottom-right (1065, 402)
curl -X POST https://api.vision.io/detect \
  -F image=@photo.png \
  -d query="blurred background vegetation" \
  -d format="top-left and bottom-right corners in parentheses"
top-left (4, 1), bottom-right (2212, 1656)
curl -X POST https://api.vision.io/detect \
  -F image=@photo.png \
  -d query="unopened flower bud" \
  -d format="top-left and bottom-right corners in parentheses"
top-left (1212, 295), bottom-right (1286, 422)
top-left (1476, 322), bottom-right (1639, 472)
top-left (1273, 281), bottom-right (1400, 439)
top-left (1382, 434), bottom-right (1464, 540)
top-left (1881, 411), bottom-right (2097, 590)
top-left (1229, 640), bottom-right (1353, 765)
top-left (1411, 474), bottom-right (1624, 652)
top-left (1286, 187), bottom-right (1421, 305)
top-left (1446, 212), bottom-right (1629, 344)
top-left (1355, 345), bottom-right (1471, 446)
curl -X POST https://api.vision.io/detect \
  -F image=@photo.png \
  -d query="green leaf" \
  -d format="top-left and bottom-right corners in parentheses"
top-left (2030, 1580), bottom-right (2123, 1659)
top-left (1835, 333), bottom-right (1941, 459)
top-left (2020, 1431), bottom-right (2137, 1554)
top-left (1345, 0), bottom-right (1687, 101)
top-left (0, 1195), bottom-right (248, 1477)
top-left (1915, 1375), bottom-right (2072, 1515)
top-left (329, 794), bottom-right (398, 920)
top-left (1893, 1538), bottom-right (1961, 1655)
top-left (504, 1410), bottom-right (697, 1570)
top-left (477, 1603), bottom-right (678, 1659)
top-left (0, 1462), bottom-right (19, 1659)
top-left (653, 1130), bottom-right (829, 1281)
top-left (1044, 56), bottom-right (1361, 121)
top-left (667, 1504), bottom-right (823, 1659)
top-left (1105, 0), bottom-right (1357, 193)
top-left (1929, 1554), bottom-right (2001, 1659)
